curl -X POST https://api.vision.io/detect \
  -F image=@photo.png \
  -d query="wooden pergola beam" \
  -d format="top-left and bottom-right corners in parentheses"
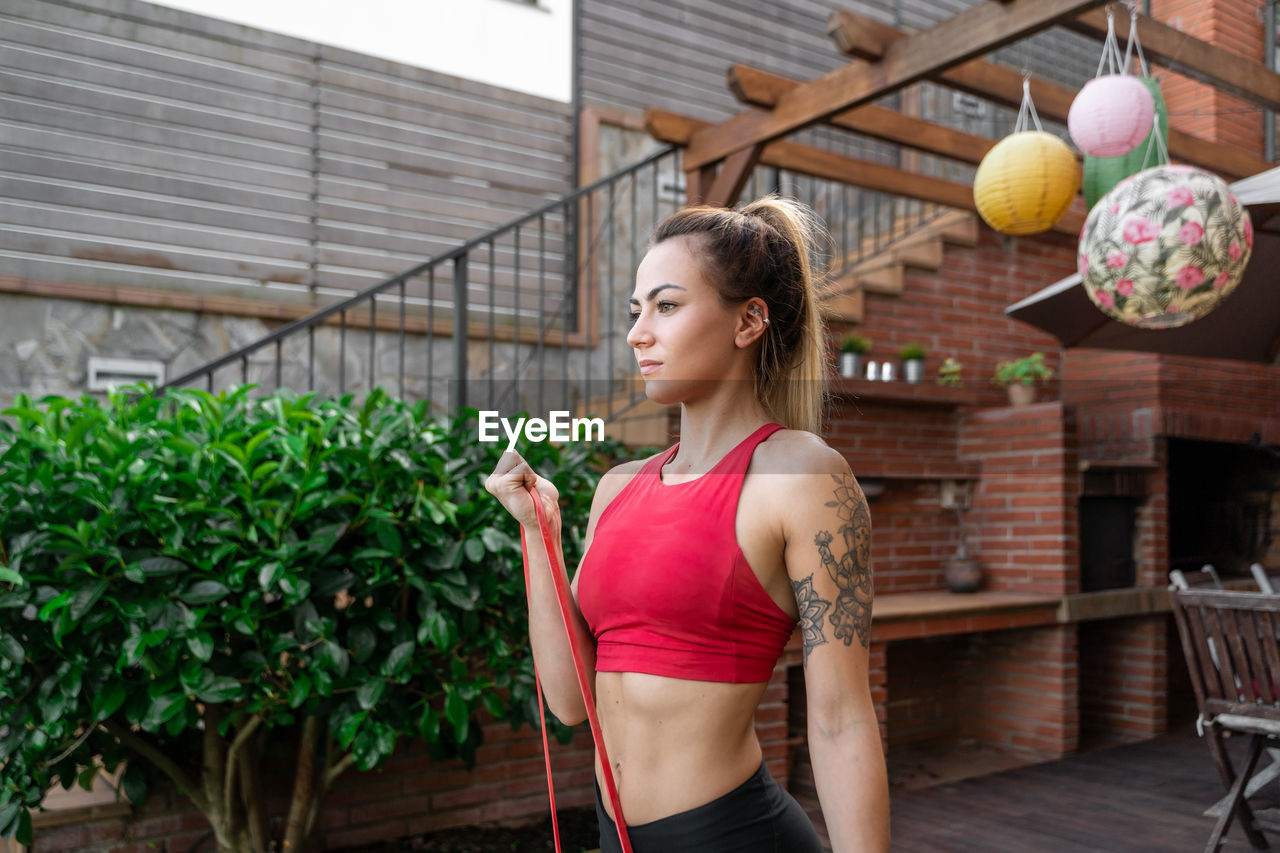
top-left (827, 11), bottom-right (1270, 180)
top-left (1063, 9), bottom-right (1280, 112)
top-left (647, 108), bottom-right (1085, 235)
top-left (683, 0), bottom-right (1109, 172)
top-left (728, 65), bottom-right (995, 166)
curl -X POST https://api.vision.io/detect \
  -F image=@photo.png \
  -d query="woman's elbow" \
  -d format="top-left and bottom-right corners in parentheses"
top-left (546, 696), bottom-right (587, 727)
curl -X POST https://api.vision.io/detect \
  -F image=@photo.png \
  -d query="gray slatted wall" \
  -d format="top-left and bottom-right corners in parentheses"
top-left (0, 0), bottom-right (572, 311)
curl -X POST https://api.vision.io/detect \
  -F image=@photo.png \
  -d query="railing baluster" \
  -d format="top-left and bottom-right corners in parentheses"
top-left (275, 339), bottom-right (282, 390)
top-left (241, 356), bottom-right (248, 385)
top-left (369, 292), bottom-right (376, 393)
top-left (398, 278), bottom-right (406, 399)
top-left (537, 214), bottom-right (546, 417)
top-left (427, 267), bottom-right (436, 406)
top-left (453, 254), bottom-right (468, 413)
top-left (308, 326), bottom-right (315, 388)
top-left (339, 311), bottom-right (347, 394)
top-left (513, 225), bottom-right (521, 408)
top-left (606, 179), bottom-right (616, 419)
top-left (488, 239), bottom-right (496, 411)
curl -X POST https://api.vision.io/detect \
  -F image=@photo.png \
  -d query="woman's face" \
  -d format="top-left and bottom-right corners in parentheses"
top-left (626, 236), bottom-right (747, 405)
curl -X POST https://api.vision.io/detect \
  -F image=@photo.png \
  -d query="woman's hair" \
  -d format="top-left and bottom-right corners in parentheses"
top-left (651, 195), bottom-right (828, 434)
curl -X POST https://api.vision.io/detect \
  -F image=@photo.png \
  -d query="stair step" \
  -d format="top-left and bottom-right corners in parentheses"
top-left (822, 288), bottom-right (865, 324)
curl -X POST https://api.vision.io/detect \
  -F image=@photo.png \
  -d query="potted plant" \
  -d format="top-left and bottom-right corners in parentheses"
top-left (839, 334), bottom-right (871, 378)
top-left (992, 352), bottom-right (1054, 406)
top-left (936, 357), bottom-right (963, 388)
top-left (900, 342), bottom-right (926, 383)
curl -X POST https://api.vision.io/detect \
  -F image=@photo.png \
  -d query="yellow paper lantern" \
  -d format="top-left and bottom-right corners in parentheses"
top-left (973, 131), bottom-right (1080, 235)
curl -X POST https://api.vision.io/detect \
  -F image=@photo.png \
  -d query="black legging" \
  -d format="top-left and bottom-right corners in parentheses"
top-left (595, 762), bottom-right (825, 853)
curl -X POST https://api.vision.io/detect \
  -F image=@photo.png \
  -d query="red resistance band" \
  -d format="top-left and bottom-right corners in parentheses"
top-left (520, 482), bottom-right (634, 853)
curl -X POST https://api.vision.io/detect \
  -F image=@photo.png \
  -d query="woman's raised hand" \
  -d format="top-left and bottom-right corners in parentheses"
top-left (484, 450), bottom-right (560, 529)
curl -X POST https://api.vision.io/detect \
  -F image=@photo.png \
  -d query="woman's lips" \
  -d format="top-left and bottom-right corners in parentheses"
top-left (638, 361), bottom-right (661, 376)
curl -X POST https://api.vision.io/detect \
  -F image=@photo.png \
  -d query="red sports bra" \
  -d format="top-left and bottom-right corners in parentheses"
top-left (576, 423), bottom-right (797, 683)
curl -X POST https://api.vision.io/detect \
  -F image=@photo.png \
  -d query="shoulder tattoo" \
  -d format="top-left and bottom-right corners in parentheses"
top-left (813, 472), bottom-right (873, 650)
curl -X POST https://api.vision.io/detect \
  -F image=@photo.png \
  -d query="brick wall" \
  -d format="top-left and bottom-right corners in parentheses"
top-left (1149, 0), bottom-right (1265, 157)
top-left (30, 651), bottom-right (800, 852)
top-left (959, 403), bottom-right (1081, 596)
top-left (1079, 616), bottom-right (1170, 747)
top-left (965, 625), bottom-right (1080, 760)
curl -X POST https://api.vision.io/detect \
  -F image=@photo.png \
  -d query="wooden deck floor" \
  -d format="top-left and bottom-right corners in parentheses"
top-left (802, 726), bottom-right (1280, 852)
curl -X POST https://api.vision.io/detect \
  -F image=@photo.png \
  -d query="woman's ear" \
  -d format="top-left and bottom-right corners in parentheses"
top-left (735, 298), bottom-right (769, 349)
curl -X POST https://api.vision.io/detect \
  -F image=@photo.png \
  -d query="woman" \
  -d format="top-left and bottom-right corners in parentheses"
top-left (485, 196), bottom-right (890, 852)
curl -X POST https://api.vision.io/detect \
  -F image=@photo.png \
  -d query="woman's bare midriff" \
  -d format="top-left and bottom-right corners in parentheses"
top-left (593, 670), bottom-right (769, 825)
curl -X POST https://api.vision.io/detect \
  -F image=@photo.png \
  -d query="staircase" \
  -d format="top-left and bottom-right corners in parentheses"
top-left (163, 148), bottom-right (967, 431)
top-left (823, 209), bottom-right (978, 324)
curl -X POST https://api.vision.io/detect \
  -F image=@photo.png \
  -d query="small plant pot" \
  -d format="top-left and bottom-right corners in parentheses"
top-left (945, 557), bottom-right (983, 594)
top-left (902, 358), bottom-right (925, 383)
top-left (840, 352), bottom-right (863, 378)
top-left (1006, 383), bottom-right (1037, 407)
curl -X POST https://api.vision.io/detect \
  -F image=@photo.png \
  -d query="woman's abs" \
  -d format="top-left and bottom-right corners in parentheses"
top-left (593, 671), bottom-right (770, 825)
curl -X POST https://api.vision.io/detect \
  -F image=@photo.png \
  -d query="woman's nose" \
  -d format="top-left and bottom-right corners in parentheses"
top-left (626, 312), bottom-right (651, 348)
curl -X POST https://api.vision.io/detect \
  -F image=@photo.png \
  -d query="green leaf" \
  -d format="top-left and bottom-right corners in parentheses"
top-left (463, 537), bottom-right (485, 564)
top-left (0, 566), bottom-right (23, 586)
top-left (289, 673), bottom-right (312, 709)
top-left (383, 641), bottom-right (414, 678)
top-left (186, 631), bottom-right (214, 662)
top-left (37, 589), bottom-right (74, 622)
top-left (444, 687), bottom-right (469, 743)
top-left (258, 561), bottom-right (282, 591)
top-left (374, 522), bottom-right (403, 556)
top-left (121, 763), bottom-right (149, 806)
top-left (141, 557), bottom-right (188, 576)
top-left (196, 676), bottom-right (241, 704)
top-left (180, 580), bottom-right (230, 605)
top-left (479, 527), bottom-right (509, 553)
top-left (93, 683), bottom-right (127, 721)
top-left (0, 633), bottom-right (24, 666)
top-left (69, 580), bottom-right (108, 623)
top-left (349, 625), bottom-right (376, 664)
top-left (356, 678), bottom-right (385, 710)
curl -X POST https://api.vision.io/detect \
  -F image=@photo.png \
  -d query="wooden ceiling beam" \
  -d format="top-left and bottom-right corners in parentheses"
top-left (1063, 9), bottom-right (1280, 112)
top-left (728, 64), bottom-right (995, 166)
top-left (647, 108), bottom-right (1085, 235)
top-left (682, 0), bottom-right (1109, 172)
top-left (826, 11), bottom-right (1270, 180)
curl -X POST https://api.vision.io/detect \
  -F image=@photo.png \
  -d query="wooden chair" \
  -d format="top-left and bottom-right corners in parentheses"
top-left (1170, 587), bottom-right (1280, 852)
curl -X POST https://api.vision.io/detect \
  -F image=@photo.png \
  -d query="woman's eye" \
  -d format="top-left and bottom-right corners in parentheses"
top-left (657, 301), bottom-right (676, 313)
top-left (627, 310), bottom-right (640, 322)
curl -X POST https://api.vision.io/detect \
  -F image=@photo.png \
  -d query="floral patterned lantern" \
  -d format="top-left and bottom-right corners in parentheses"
top-left (1078, 165), bottom-right (1253, 328)
top-left (1069, 74), bottom-right (1154, 158)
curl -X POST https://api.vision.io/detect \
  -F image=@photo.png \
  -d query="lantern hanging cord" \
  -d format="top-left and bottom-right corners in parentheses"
top-left (1096, 7), bottom-right (1126, 78)
top-left (1014, 73), bottom-right (1044, 134)
top-left (1140, 112), bottom-right (1171, 170)
top-left (1122, 3), bottom-right (1150, 78)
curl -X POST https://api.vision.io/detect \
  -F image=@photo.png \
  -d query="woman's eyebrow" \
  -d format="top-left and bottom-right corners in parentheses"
top-left (628, 283), bottom-right (687, 306)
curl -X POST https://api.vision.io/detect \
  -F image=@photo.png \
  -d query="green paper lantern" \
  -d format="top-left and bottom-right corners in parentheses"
top-left (1082, 77), bottom-right (1167, 211)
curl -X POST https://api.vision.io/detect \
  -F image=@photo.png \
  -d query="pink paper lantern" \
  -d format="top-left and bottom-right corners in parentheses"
top-left (1068, 75), bottom-right (1155, 158)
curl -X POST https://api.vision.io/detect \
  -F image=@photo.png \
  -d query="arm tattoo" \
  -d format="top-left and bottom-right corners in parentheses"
top-left (791, 574), bottom-right (830, 665)
top-left (813, 473), bottom-right (873, 649)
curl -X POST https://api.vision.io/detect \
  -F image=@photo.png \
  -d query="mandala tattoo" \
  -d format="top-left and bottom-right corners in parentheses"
top-left (791, 574), bottom-right (830, 665)
top-left (814, 473), bottom-right (873, 649)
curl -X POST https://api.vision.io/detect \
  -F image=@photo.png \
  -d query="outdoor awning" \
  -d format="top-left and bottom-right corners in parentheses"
top-left (1005, 167), bottom-right (1280, 364)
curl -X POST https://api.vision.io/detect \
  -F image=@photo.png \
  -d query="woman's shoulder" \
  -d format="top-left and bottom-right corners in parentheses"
top-left (754, 427), bottom-right (850, 478)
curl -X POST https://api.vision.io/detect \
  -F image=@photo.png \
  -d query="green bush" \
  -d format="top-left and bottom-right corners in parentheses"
top-left (0, 386), bottom-right (623, 852)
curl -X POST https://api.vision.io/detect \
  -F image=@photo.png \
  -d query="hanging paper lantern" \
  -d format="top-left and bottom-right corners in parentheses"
top-left (1078, 165), bottom-right (1253, 328)
top-left (1082, 77), bottom-right (1167, 210)
top-left (1069, 75), bottom-right (1154, 157)
top-left (974, 131), bottom-right (1080, 235)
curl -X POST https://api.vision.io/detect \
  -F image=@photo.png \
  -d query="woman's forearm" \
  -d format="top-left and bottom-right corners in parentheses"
top-left (520, 518), bottom-right (595, 725)
top-left (808, 717), bottom-right (890, 853)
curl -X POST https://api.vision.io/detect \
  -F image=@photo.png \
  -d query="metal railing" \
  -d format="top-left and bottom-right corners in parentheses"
top-left (164, 145), bottom-right (954, 418)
